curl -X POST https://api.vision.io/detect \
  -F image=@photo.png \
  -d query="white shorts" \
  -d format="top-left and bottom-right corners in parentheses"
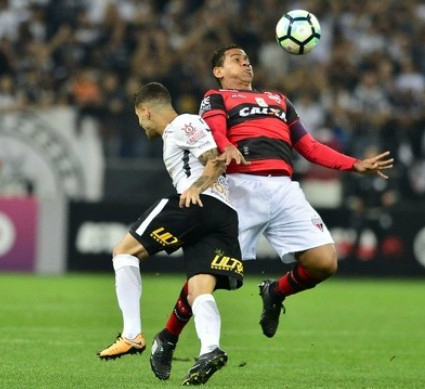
top-left (228, 173), bottom-right (334, 263)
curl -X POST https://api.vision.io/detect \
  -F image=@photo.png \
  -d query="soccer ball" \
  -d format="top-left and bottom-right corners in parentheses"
top-left (275, 10), bottom-right (321, 55)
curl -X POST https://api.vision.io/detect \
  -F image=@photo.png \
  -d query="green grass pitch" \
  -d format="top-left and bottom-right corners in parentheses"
top-left (0, 273), bottom-right (424, 389)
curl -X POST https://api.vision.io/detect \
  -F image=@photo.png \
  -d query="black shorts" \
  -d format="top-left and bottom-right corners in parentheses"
top-left (129, 194), bottom-right (243, 290)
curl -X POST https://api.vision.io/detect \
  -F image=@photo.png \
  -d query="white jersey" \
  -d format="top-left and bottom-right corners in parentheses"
top-left (162, 113), bottom-right (232, 208)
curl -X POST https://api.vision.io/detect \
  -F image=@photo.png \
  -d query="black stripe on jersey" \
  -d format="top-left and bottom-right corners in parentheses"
top-left (284, 97), bottom-right (299, 124)
top-left (182, 150), bottom-right (191, 177)
top-left (236, 137), bottom-right (293, 166)
top-left (227, 103), bottom-right (288, 127)
top-left (200, 93), bottom-right (225, 116)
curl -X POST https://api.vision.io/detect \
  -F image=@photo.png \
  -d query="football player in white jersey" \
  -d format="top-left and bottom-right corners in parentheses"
top-left (97, 82), bottom-right (244, 386)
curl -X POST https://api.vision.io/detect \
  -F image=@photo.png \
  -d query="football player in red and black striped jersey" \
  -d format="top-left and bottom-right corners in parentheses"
top-left (150, 44), bottom-right (393, 377)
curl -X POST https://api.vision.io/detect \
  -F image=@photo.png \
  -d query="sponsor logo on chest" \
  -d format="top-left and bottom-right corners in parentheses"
top-left (239, 106), bottom-right (287, 120)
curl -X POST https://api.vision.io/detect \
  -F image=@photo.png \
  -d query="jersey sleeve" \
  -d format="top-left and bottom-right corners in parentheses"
top-left (204, 114), bottom-right (232, 152)
top-left (285, 97), bottom-right (299, 124)
top-left (174, 116), bottom-right (218, 158)
top-left (199, 91), bottom-right (227, 119)
top-left (293, 127), bottom-right (358, 171)
top-left (199, 91), bottom-right (231, 152)
top-left (287, 98), bottom-right (357, 170)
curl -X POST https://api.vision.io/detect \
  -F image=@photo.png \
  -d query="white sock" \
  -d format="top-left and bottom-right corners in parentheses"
top-left (192, 294), bottom-right (221, 355)
top-left (112, 254), bottom-right (142, 339)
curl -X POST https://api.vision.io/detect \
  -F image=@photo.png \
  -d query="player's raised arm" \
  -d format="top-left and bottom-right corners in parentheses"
top-left (352, 151), bottom-right (394, 179)
top-left (179, 148), bottom-right (226, 208)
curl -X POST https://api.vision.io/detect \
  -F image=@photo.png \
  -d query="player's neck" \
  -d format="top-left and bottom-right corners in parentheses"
top-left (221, 81), bottom-right (252, 91)
top-left (156, 108), bottom-right (178, 135)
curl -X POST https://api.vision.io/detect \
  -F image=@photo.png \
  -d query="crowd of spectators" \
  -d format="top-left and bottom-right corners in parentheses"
top-left (0, 0), bottom-right (424, 205)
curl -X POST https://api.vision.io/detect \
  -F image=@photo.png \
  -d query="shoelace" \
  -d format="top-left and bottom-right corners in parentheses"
top-left (105, 333), bottom-right (124, 349)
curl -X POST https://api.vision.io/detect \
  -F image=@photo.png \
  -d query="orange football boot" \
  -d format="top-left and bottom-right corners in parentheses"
top-left (98, 333), bottom-right (146, 360)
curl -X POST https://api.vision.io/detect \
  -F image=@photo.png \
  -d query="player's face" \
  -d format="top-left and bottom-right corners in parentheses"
top-left (135, 105), bottom-right (160, 139)
top-left (215, 48), bottom-right (254, 88)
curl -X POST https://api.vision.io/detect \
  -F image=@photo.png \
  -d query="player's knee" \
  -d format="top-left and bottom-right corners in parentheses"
top-left (187, 291), bottom-right (195, 306)
top-left (112, 244), bottom-right (149, 261)
top-left (307, 257), bottom-right (337, 280)
top-left (300, 245), bottom-right (338, 280)
top-left (112, 245), bottom-right (124, 258)
top-left (187, 274), bottom-right (217, 306)
top-left (320, 251), bottom-right (338, 278)
top-left (187, 288), bottom-right (203, 306)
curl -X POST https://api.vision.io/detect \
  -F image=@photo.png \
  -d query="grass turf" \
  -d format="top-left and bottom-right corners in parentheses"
top-left (0, 273), bottom-right (424, 389)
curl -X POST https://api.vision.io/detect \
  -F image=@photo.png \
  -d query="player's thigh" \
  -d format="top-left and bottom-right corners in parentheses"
top-left (228, 175), bottom-right (270, 260)
top-left (265, 183), bottom-right (334, 261)
top-left (129, 195), bottom-right (200, 256)
top-left (265, 219), bottom-right (334, 259)
top-left (113, 232), bottom-right (149, 260)
top-left (184, 237), bottom-right (243, 291)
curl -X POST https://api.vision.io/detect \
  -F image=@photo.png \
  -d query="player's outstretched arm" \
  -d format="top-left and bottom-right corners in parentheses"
top-left (352, 151), bottom-right (394, 179)
top-left (179, 149), bottom-right (226, 208)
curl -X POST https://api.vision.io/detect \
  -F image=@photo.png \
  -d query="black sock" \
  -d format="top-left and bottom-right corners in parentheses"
top-left (269, 281), bottom-right (284, 302)
top-left (159, 328), bottom-right (179, 344)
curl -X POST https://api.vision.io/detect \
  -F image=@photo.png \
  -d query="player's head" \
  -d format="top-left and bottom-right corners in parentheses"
top-left (211, 44), bottom-right (253, 89)
top-left (134, 82), bottom-right (173, 139)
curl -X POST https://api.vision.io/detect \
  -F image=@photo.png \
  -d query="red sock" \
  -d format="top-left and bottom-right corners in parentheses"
top-left (165, 281), bottom-right (192, 337)
top-left (275, 264), bottom-right (320, 298)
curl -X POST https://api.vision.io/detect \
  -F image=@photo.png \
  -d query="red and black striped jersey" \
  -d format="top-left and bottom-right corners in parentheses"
top-left (199, 88), bottom-right (357, 176)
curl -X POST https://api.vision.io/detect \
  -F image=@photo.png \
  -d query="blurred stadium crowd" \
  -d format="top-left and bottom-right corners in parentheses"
top-left (0, 0), bottom-right (424, 206)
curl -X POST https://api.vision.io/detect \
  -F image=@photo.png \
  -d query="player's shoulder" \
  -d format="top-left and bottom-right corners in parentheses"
top-left (263, 89), bottom-right (288, 100)
top-left (173, 113), bottom-right (202, 125)
top-left (204, 88), bottom-right (249, 96)
top-left (204, 89), bottom-right (223, 98)
top-left (168, 114), bottom-right (209, 134)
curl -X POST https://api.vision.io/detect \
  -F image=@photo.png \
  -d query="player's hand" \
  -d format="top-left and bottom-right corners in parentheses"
top-left (179, 188), bottom-right (203, 208)
top-left (215, 145), bottom-right (250, 166)
top-left (353, 151), bottom-right (394, 179)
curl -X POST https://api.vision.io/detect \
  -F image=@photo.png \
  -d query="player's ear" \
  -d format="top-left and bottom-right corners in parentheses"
top-left (213, 66), bottom-right (223, 79)
top-left (143, 105), bottom-right (152, 120)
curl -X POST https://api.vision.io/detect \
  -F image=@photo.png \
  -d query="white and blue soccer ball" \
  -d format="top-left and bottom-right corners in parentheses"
top-left (275, 10), bottom-right (321, 55)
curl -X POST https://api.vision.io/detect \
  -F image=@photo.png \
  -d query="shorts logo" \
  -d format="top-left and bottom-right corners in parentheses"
top-left (211, 253), bottom-right (243, 275)
top-left (311, 216), bottom-right (324, 232)
top-left (150, 227), bottom-right (180, 246)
